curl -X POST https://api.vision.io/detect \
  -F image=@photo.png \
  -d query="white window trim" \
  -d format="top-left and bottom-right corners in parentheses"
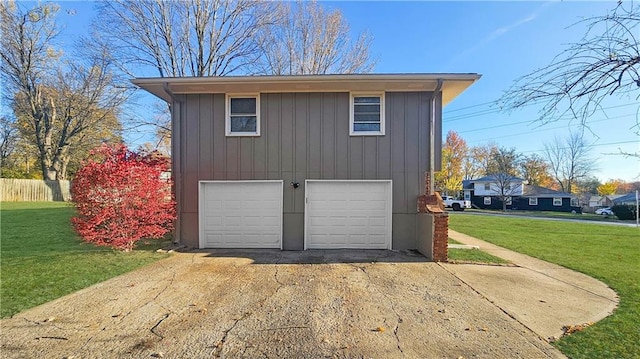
top-left (529, 197), bottom-right (538, 206)
top-left (349, 92), bottom-right (385, 136)
top-left (226, 94), bottom-right (260, 136)
top-left (484, 197), bottom-right (491, 205)
top-left (506, 197), bottom-right (512, 205)
top-left (553, 197), bottom-right (562, 206)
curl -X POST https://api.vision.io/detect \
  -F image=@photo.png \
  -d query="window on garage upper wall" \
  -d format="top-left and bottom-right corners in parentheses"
top-left (484, 197), bottom-right (491, 205)
top-left (553, 197), bottom-right (562, 206)
top-left (350, 93), bottom-right (385, 136)
top-left (226, 94), bottom-right (260, 136)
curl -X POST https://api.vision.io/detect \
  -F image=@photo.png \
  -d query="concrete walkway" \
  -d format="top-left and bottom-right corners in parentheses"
top-left (445, 230), bottom-right (619, 341)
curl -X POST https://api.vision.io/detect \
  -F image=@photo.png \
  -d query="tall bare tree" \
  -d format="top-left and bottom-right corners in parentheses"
top-left (92, 0), bottom-right (275, 78)
top-left (499, 2), bottom-right (640, 133)
top-left (544, 132), bottom-right (597, 194)
top-left (1, 1), bottom-right (125, 180)
top-left (486, 147), bottom-right (522, 211)
top-left (254, 1), bottom-right (376, 75)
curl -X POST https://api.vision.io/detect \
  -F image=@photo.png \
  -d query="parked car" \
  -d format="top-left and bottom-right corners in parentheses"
top-left (595, 207), bottom-right (614, 216)
top-left (442, 196), bottom-right (472, 211)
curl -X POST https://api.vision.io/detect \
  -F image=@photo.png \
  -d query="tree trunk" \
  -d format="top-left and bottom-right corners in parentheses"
top-left (40, 158), bottom-right (57, 180)
top-left (57, 152), bottom-right (70, 180)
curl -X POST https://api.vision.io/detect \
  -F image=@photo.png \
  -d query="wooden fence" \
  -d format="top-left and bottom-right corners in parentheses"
top-left (0, 178), bottom-right (71, 202)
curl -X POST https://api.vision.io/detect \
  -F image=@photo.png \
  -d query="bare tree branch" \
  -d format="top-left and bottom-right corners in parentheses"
top-left (92, 0), bottom-right (275, 78)
top-left (499, 2), bottom-right (640, 133)
top-left (544, 132), bottom-right (598, 193)
top-left (253, 1), bottom-right (377, 75)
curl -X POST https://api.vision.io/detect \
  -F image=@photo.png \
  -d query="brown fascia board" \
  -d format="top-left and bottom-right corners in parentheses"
top-left (131, 73), bottom-right (481, 106)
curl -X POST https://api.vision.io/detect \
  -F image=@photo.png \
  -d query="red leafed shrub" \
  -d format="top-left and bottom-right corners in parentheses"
top-left (71, 144), bottom-right (176, 251)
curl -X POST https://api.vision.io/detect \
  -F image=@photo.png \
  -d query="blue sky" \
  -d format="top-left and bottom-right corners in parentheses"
top-left (48, 1), bottom-right (640, 182)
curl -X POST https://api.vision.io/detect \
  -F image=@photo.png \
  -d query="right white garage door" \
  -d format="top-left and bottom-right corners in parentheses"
top-left (305, 180), bottom-right (392, 249)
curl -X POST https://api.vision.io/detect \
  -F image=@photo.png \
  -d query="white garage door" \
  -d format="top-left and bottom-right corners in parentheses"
top-left (305, 180), bottom-right (392, 249)
top-left (199, 181), bottom-right (283, 249)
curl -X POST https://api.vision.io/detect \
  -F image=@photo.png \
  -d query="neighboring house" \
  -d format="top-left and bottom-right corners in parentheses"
top-left (588, 196), bottom-right (603, 208)
top-left (462, 175), bottom-right (524, 209)
top-left (463, 176), bottom-right (581, 212)
top-left (133, 74), bottom-right (479, 254)
top-left (613, 192), bottom-right (638, 206)
top-left (589, 194), bottom-right (624, 208)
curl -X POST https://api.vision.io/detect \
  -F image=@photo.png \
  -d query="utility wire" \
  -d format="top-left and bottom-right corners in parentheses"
top-left (465, 118), bottom-right (616, 144)
top-left (457, 112), bottom-right (637, 135)
top-left (519, 140), bottom-right (640, 154)
top-left (443, 101), bottom-right (638, 123)
top-left (443, 100), bottom-right (498, 114)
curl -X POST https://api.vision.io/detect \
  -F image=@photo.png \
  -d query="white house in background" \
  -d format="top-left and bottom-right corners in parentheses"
top-left (462, 175), bottom-right (524, 199)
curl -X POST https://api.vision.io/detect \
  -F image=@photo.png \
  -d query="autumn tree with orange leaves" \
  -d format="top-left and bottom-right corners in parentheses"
top-left (435, 131), bottom-right (468, 196)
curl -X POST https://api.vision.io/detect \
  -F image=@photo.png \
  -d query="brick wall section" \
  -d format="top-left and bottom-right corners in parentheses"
top-left (417, 171), bottom-right (449, 262)
top-left (432, 214), bottom-right (449, 262)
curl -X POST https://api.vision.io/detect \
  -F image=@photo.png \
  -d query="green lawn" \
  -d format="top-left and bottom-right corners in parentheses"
top-left (447, 238), bottom-right (510, 264)
top-left (0, 202), bottom-right (169, 318)
top-left (465, 208), bottom-right (629, 223)
top-left (450, 214), bottom-right (640, 359)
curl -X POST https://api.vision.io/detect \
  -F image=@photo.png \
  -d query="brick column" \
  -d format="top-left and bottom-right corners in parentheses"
top-left (417, 172), bottom-right (449, 262)
top-left (432, 213), bottom-right (449, 262)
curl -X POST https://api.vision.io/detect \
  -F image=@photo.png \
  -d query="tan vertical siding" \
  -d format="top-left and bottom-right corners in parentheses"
top-left (175, 91), bottom-right (435, 249)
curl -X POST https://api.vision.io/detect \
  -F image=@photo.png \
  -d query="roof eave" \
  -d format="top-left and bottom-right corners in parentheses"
top-left (131, 73), bottom-right (481, 105)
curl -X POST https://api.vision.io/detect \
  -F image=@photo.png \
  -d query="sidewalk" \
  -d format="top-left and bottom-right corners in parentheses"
top-left (443, 230), bottom-right (619, 341)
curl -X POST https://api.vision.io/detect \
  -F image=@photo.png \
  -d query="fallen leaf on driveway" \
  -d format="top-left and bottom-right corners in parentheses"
top-left (562, 322), bottom-right (594, 335)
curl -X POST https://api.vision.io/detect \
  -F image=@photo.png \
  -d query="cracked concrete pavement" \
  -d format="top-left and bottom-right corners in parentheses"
top-left (1, 250), bottom-right (566, 358)
top-left (445, 230), bottom-right (619, 342)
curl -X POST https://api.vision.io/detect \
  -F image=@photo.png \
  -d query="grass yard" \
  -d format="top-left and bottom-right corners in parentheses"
top-left (447, 239), bottom-right (510, 264)
top-left (450, 214), bottom-right (640, 359)
top-left (0, 202), bottom-right (169, 318)
top-left (464, 208), bottom-right (630, 223)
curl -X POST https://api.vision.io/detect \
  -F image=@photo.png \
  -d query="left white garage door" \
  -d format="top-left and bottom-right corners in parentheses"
top-left (199, 181), bottom-right (283, 249)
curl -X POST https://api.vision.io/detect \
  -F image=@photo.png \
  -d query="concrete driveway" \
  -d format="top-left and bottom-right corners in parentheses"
top-left (2, 250), bottom-right (567, 358)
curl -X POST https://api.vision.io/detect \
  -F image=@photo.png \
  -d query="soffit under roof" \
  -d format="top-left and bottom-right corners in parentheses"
top-left (131, 73), bottom-right (481, 106)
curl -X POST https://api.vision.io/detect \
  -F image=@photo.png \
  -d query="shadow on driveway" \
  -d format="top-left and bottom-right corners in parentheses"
top-left (196, 248), bottom-right (429, 264)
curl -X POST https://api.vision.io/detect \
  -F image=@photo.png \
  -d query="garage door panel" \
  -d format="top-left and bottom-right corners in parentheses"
top-left (368, 235), bottom-right (387, 245)
top-left (200, 181), bottom-right (283, 249)
top-left (306, 181), bottom-right (392, 249)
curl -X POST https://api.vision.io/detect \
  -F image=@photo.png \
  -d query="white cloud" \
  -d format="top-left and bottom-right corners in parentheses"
top-left (445, 2), bottom-right (555, 69)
